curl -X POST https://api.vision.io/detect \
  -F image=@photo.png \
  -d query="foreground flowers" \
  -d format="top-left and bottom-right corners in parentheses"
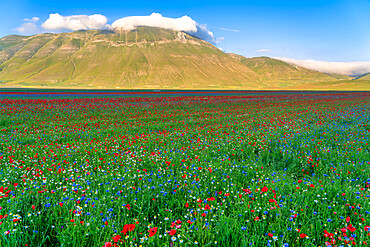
top-left (0, 92), bottom-right (369, 246)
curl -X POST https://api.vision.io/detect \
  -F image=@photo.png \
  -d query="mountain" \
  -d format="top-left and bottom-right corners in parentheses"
top-left (0, 28), bottom-right (261, 89)
top-left (277, 79), bottom-right (370, 91)
top-left (228, 55), bottom-right (338, 87)
top-left (0, 27), bottom-right (356, 90)
top-left (326, 73), bottom-right (353, 80)
top-left (355, 73), bottom-right (370, 80)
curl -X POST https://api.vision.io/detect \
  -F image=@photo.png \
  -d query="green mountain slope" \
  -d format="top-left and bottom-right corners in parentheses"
top-left (355, 73), bottom-right (370, 80)
top-left (0, 28), bottom-right (351, 89)
top-left (327, 73), bottom-right (353, 80)
top-left (278, 79), bottom-right (370, 91)
top-left (229, 55), bottom-right (338, 87)
top-left (0, 28), bottom-right (262, 89)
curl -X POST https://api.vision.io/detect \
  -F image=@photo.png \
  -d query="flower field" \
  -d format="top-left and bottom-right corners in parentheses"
top-left (0, 92), bottom-right (369, 247)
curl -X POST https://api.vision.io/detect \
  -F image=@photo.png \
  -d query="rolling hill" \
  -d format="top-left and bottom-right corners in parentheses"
top-left (356, 73), bottom-right (370, 80)
top-left (228, 55), bottom-right (340, 87)
top-left (0, 27), bottom-right (363, 90)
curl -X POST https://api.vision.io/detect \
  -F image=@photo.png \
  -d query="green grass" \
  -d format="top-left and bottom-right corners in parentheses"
top-left (0, 92), bottom-right (369, 246)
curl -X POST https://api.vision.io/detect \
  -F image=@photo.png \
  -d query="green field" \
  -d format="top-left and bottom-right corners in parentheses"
top-left (0, 92), bottom-right (369, 246)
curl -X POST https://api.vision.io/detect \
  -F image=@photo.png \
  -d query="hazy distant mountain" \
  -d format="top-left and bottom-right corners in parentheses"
top-left (0, 27), bottom-right (361, 90)
top-left (228, 55), bottom-right (339, 87)
top-left (355, 73), bottom-right (370, 80)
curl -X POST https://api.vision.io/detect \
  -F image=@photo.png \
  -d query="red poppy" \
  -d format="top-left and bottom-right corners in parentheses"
top-left (148, 227), bottom-right (158, 237)
top-left (121, 224), bottom-right (136, 235)
top-left (125, 204), bottom-right (131, 210)
top-left (169, 229), bottom-right (177, 236)
top-left (300, 233), bottom-right (307, 238)
top-left (112, 235), bottom-right (121, 243)
top-left (261, 186), bottom-right (268, 193)
top-left (347, 224), bottom-right (356, 232)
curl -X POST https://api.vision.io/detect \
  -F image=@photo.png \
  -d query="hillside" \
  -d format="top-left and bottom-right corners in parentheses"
top-left (228, 55), bottom-right (339, 87)
top-left (0, 27), bottom-right (355, 90)
top-left (278, 79), bottom-right (370, 91)
top-left (355, 73), bottom-right (370, 80)
top-left (0, 28), bottom-right (262, 89)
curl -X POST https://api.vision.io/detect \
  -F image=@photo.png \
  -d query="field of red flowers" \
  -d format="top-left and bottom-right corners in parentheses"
top-left (0, 92), bottom-right (369, 247)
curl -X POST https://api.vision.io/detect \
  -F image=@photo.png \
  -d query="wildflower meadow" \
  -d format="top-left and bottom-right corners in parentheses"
top-left (0, 92), bottom-right (369, 247)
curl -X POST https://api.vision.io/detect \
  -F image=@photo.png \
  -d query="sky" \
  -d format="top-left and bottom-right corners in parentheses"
top-left (1, 0), bottom-right (370, 74)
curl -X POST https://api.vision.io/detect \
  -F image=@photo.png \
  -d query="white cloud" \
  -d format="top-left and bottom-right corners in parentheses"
top-left (41, 13), bottom-right (108, 31)
top-left (256, 49), bottom-right (272, 53)
top-left (220, 27), bottom-right (239, 32)
top-left (111, 13), bottom-right (215, 43)
top-left (275, 57), bottom-right (370, 76)
top-left (15, 12), bottom-right (216, 43)
top-left (23, 17), bottom-right (40, 23)
top-left (14, 22), bottom-right (39, 34)
top-left (14, 16), bottom-right (40, 34)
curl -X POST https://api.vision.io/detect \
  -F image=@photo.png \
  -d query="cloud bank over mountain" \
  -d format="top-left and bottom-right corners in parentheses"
top-left (14, 13), bottom-right (214, 43)
top-left (276, 57), bottom-right (370, 76)
top-left (111, 13), bottom-right (214, 42)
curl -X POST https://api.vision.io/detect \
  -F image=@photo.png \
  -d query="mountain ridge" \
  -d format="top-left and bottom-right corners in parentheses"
top-left (0, 27), bottom-right (366, 90)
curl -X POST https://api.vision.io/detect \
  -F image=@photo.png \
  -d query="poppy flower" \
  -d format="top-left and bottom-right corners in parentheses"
top-left (169, 229), bottom-right (177, 236)
top-left (347, 224), bottom-right (356, 232)
top-left (112, 235), bottom-right (121, 243)
top-left (121, 224), bottom-right (136, 235)
top-left (148, 227), bottom-right (158, 237)
top-left (300, 233), bottom-right (307, 238)
top-left (103, 242), bottom-right (112, 247)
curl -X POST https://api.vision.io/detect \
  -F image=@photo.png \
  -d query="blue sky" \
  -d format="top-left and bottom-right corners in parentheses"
top-left (1, 0), bottom-right (369, 63)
